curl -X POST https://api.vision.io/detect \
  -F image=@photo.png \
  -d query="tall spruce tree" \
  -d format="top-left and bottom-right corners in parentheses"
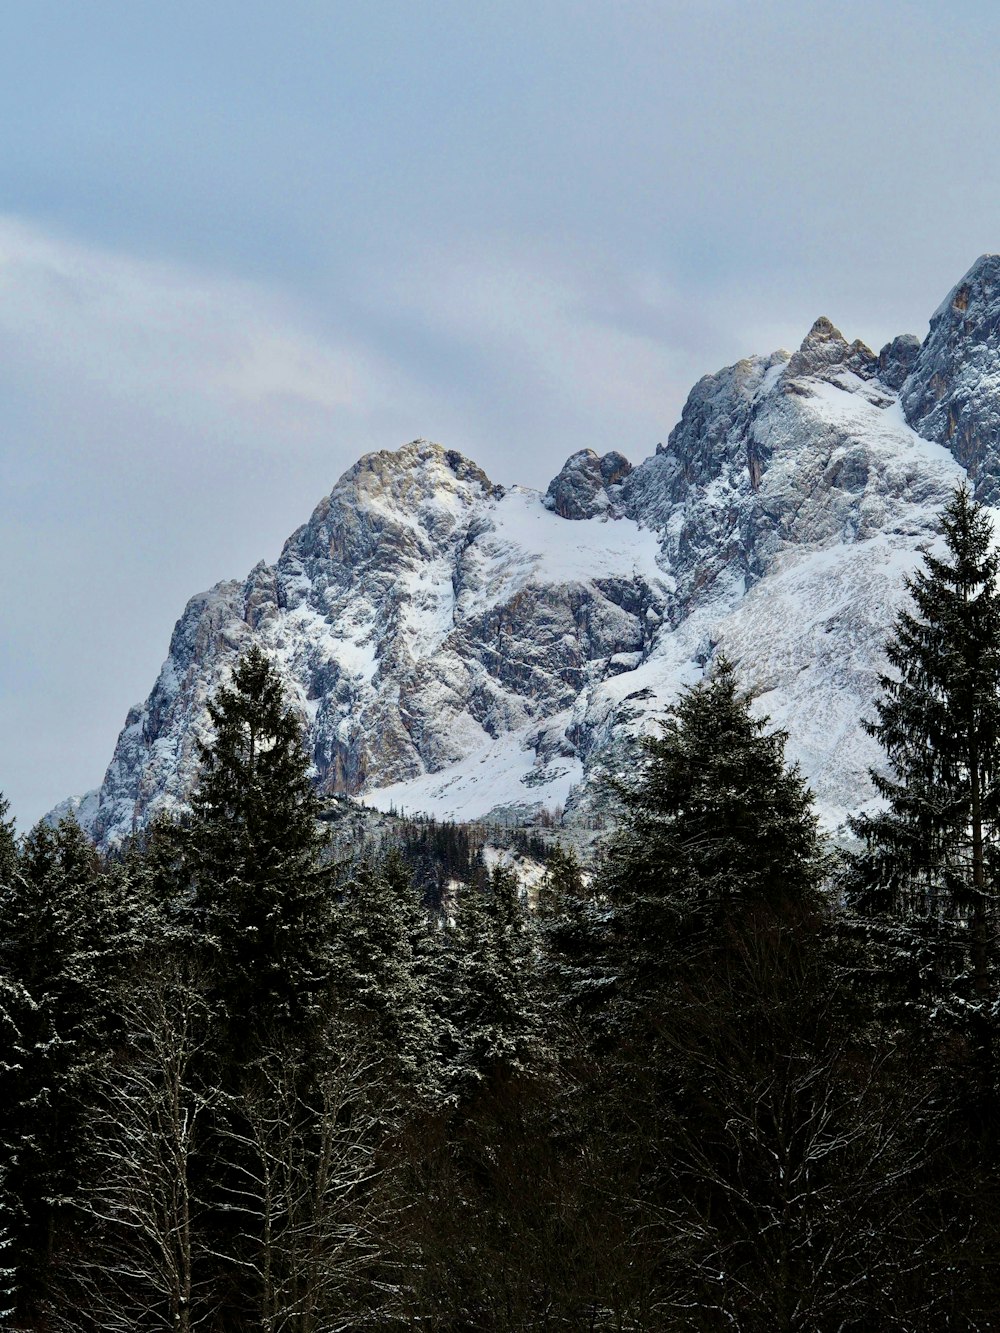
top-left (180, 649), bottom-right (343, 1325)
top-left (593, 662), bottom-right (905, 1328)
top-left (334, 851), bottom-right (445, 1096)
top-left (185, 645), bottom-right (335, 1041)
top-left (442, 864), bottom-right (543, 1096)
top-left (0, 795), bottom-right (21, 1321)
top-left (850, 485), bottom-right (1000, 1004)
top-left (0, 817), bottom-right (133, 1320)
top-left (606, 655), bottom-right (827, 1004)
top-left (0, 795), bottom-right (16, 886)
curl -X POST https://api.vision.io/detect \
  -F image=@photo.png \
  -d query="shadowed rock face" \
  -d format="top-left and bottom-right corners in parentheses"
top-left (900, 254), bottom-right (1000, 501)
top-left (877, 334), bottom-right (921, 392)
top-left (64, 261), bottom-right (1000, 846)
top-left (544, 449), bottom-right (633, 519)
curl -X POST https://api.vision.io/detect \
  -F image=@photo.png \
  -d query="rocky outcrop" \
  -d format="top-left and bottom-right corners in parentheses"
top-left (786, 317), bottom-right (878, 382)
top-left (87, 440), bottom-right (669, 845)
top-left (877, 334), bottom-right (921, 391)
top-left (543, 449), bottom-right (632, 519)
top-left (66, 260), bottom-right (1000, 846)
top-left (900, 254), bottom-right (1000, 500)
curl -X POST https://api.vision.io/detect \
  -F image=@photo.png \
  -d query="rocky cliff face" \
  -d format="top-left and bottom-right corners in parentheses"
top-left (899, 254), bottom-right (1000, 501)
top-left (69, 257), bottom-right (1000, 846)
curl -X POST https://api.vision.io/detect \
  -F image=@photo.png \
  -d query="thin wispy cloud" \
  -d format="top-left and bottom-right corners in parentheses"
top-left (0, 217), bottom-right (405, 442)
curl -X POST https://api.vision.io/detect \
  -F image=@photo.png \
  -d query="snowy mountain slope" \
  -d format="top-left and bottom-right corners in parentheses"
top-left (68, 258), bottom-right (999, 846)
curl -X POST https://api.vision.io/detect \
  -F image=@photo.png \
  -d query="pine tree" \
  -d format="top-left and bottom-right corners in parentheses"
top-left (593, 662), bottom-right (908, 1327)
top-left (0, 795), bottom-right (16, 886)
top-left (0, 817), bottom-right (134, 1319)
top-left (443, 863), bottom-right (543, 1095)
top-left (184, 645), bottom-right (335, 1042)
top-left (850, 485), bottom-right (1000, 1005)
top-left (0, 801), bottom-right (25, 1322)
top-left (172, 650), bottom-right (349, 1322)
top-left (606, 655), bottom-right (827, 1005)
top-left (334, 851), bottom-right (445, 1096)
top-left (536, 844), bottom-right (613, 1033)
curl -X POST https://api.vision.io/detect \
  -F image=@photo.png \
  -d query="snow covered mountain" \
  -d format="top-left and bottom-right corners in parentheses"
top-left (65, 257), bottom-right (1000, 847)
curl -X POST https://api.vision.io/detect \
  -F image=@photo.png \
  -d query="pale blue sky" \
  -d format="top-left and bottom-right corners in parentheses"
top-left (2, 0), bottom-right (999, 829)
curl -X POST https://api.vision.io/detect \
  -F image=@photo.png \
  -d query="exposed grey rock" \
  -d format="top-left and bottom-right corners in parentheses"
top-left (900, 254), bottom-right (1000, 501)
top-left (786, 317), bottom-right (878, 382)
top-left (877, 334), bottom-right (921, 391)
top-left (543, 448), bottom-right (633, 519)
top-left (620, 352), bottom-right (783, 606)
top-left (85, 440), bottom-right (669, 845)
top-left (60, 261), bottom-right (1000, 847)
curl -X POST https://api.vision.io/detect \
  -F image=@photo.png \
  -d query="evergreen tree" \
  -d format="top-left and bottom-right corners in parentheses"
top-left (178, 650), bottom-right (348, 1323)
top-left (849, 485), bottom-right (1000, 1004)
top-left (442, 863), bottom-right (543, 1095)
top-left (592, 662), bottom-right (917, 1327)
top-left (0, 794), bottom-right (16, 886)
top-left (334, 851), bottom-right (445, 1096)
top-left (606, 655), bottom-right (827, 1005)
top-left (184, 645), bottom-right (335, 1041)
top-left (0, 802), bottom-right (25, 1322)
top-left (844, 487), bottom-right (1000, 1320)
top-left (0, 817), bottom-right (134, 1319)
top-left (536, 844), bottom-right (613, 1033)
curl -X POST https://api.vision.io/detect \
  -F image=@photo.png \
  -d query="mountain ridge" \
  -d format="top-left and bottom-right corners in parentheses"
top-left (57, 257), bottom-right (1000, 847)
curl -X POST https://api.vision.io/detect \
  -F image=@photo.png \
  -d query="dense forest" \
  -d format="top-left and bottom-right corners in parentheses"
top-left (3, 485), bottom-right (1000, 1330)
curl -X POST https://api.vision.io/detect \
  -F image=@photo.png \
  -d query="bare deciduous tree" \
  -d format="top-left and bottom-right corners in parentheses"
top-left (53, 965), bottom-right (216, 1333)
top-left (212, 1024), bottom-right (392, 1333)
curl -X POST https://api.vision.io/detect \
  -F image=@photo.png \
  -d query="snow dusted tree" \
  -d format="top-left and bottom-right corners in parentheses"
top-left (606, 655), bottom-right (826, 977)
top-left (0, 794), bottom-right (16, 886)
top-left (596, 654), bottom-right (828, 1100)
top-left (850, 485), bottom-right (1000, 1007)
top-left (0, 816), bottom-right (134, 1320)
top-left (0, 795), bottom-right (25, 1321)
top-left (536, 843), bottom-right (613, 1034)
top-left (53, 964), bottom-right (217, 1333)
top-left (590, 660), bottom-right (937, 1327)
top-left (0, 972), bottom-right (27, 1325)
top-left (209, 1020), bottom-right (391, 1332)
top-left (184, 645), bottom-right (336, 1047)
top-left (442, 863), bottom-right (543, 1095)
top-left (334, 851), bottom-right (445, 1097)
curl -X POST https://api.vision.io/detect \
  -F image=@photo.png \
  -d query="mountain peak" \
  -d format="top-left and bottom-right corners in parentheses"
top-left (60, 260), bottom-right (993, 848)
top-left (786, 316), bottom-right (877, 381)
top-left (803, 315), bottom-right (843, 343)
top-left (933, 253), bottom-right (1000, 321)
top-left (339, 439), bottom-right (500, 498)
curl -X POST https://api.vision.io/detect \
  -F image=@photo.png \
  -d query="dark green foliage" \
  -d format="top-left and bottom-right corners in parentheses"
top-left (0, 816), bottom-right (135, 1319)
top-left (0, 795), bottom-right (16, 887)
top-left (335, 851), bottom-right (445, 1094)
top-left (606, 656), bottom-right (827, 1005)
top-left (442, 864), bottom-right (544, 1096)
top-left (590, 661), bottom-right (934, 1328)
top-left (185, 644), bottom-right (335, 1040)
top-left (397, 818), bottom-right (479, 907)
top-left (844, 486), bottom-right (1000, 1320)
top-left (536, 844), bottom-right (614, 1033)
top-left (850, 485), bottom-right (1000, 1006)
top-left (8, 483), bottom-right (1000, 1326)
